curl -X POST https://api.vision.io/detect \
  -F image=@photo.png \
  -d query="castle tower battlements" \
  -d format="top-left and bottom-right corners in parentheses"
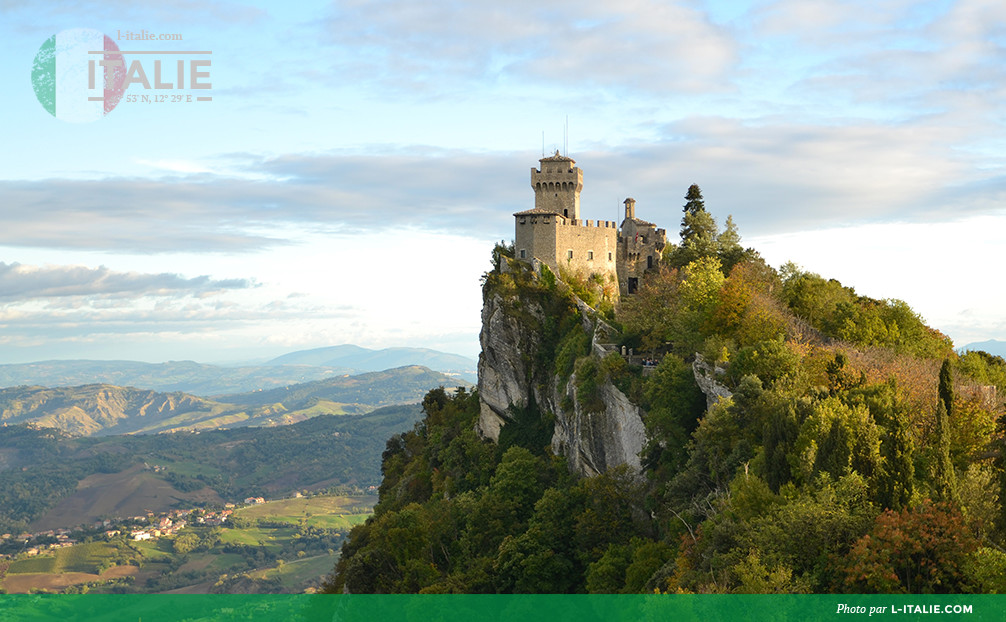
top-left (531, 150), bottom-right (583, 220)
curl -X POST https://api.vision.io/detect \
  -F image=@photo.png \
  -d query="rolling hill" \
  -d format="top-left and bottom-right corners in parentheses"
top-left (0, 366), bottom-right (469, 437)
top-left (0, 404), bottom-right (425, 532)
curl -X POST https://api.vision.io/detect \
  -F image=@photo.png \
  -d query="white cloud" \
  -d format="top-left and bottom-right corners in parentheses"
top-left (323, 0), bottom-right (738, 94)
top-left (750, 213), bottom-right (1006, 347)
top-left (0, 262), bottom-right (252, 300)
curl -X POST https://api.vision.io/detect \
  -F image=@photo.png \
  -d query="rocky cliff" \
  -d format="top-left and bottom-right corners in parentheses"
top-left (477, 263), bottom-right (732, 478)
top-left (476, 265), bottom-right (647, 477)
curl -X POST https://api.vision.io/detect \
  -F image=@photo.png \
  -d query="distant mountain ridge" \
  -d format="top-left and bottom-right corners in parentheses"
top-left (0, 359), bottom-right (351, 397)
top-left (962, 339), bottom-right (1006, 358)
top-left (267, 345), bottom-right (477, 378)
top-left (0, 366), bottom-right (469, 437)
top-left (0, 345), bottom-right (477, 395)
top-left (219, 365), bottom-right (473, 407)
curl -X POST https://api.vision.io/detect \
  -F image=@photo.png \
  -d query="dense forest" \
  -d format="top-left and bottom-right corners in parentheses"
top-left (329, 185), bottom-right (1006, 594)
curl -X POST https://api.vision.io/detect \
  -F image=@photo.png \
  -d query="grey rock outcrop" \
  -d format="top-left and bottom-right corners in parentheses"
top-left (551, 376), bottom-right (646, 477)
top-left (476, 291), bottom-right (542, 442)
top-left (476, 286), bottom-right (646, 478)
top-left (692, 353), bottom-right (732, 409)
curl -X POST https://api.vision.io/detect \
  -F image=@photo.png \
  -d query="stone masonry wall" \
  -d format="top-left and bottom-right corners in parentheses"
top-left (515, 217), bottom-right (617, 281)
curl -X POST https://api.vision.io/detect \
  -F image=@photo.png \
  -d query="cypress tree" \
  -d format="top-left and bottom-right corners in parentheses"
top-left (878, 407), bottom-right (914, 510)
top-left (938, 358), bottom-right (954, 420)
top-left (933, 359), bottom-right (957, 503)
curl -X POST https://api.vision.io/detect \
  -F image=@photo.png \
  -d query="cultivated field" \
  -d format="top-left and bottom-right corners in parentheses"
top-left (2, 493), bottom-right (372, 594)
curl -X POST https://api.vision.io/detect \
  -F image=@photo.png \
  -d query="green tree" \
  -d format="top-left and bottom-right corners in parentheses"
top-left (677, 256), bottom-right (726, 349)
top-left (876, 404), bottom-right (915, 510)
top-left (616, 266), bottom-right (683, 351)
top-left (172, 532), bottom-right (200, 556)
top-left (586, 537), bottom-right (672, 593)
top-left (933, 359), bottom-right (957, 503)
top-left (762, 399), bottom-right (799, 492)
top-left (669, 210), bottom-right (719, 269)
top-left (641, 354), bottom-right (707, 478)
top-left (717, 215), bottom-right (750, 274)
top-left (682, 183), bottom-right (705, 215)
top-left (791, 397), bottom-right (882, 486)
top-left (493, 486), bottom-right (586, 593)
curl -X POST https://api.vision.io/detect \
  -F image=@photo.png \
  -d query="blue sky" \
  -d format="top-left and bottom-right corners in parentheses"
top-left (1, 0), bottom-right (1005, 364)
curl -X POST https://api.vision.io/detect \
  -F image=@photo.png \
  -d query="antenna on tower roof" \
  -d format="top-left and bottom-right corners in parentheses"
top-left (564, 115), bottom-right (568, 157)
top-left (542, 131), bottom-right (545, 158)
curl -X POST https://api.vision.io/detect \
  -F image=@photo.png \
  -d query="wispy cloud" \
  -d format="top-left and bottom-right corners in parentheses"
top-left (0, 262), bottom-right (253, 300)
top-left (3, 120), bottom-right (1003, 255)
top-left (0, 150), bottom-right (524, 252)
top-left (322, 0), bottom-right (738, 94)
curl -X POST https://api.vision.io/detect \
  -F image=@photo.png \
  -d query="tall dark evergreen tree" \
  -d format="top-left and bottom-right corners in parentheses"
top-left (933, 359), bottom-right (957, 503)
top-left (938, 358), bottom-right (954, 420)
top-left (668, 184), bottom-right (718, 269)
top-left (877, 407), bottom-right (914, 510)
top-left (682, 184), bottom-right (705, 215)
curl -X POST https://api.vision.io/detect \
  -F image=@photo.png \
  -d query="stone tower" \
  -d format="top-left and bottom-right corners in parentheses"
top-left (531, 150), bottom-right (583, 220)
top-left (624, 197), bottom-right (636, 220)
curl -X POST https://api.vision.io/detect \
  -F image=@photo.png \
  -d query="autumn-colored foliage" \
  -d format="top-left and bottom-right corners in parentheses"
top-left (838, 502), bottom-right (977, 593)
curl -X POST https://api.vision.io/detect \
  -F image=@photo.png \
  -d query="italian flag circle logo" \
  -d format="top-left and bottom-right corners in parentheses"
top-left (31, 28), bottom-right (126, 122)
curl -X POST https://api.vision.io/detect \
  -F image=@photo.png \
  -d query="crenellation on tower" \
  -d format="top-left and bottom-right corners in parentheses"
top-left (531, 150), bottom-right (583, 220)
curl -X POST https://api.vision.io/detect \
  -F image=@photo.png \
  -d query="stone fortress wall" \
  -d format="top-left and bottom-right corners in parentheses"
top-left (515, 215), bottom-right (618, 282)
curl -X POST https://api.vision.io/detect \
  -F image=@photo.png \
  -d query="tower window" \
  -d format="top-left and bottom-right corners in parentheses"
top-left (567, 250), bottom-right (573, 260)
top-left (587, 251), bottom-right (594, 260)
top-left (608, 252), bottom-right (612, 261)
top-left (520, 249), bottom-right (526, 259)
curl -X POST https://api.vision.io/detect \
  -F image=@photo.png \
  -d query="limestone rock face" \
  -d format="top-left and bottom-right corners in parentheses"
top-left (692, 353), bottom-right (733, 409)
top-left (476, 292), bottom-right (540, 442)
top-left (476, 287), bottom-right (646, 478)
top-left (551, 376), bottom-right (646, 477)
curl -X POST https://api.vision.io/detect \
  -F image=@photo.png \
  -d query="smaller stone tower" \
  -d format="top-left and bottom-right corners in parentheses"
top-left (624, 197), bottom-right (636, 220)
top-left (531, 150), bottom-right (583, 220)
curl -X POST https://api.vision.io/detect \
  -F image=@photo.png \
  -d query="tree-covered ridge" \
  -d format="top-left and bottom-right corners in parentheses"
top-left (0, 406), bottom-right (422, 534)
top-left (331, 185), bottom-right (1006, 594)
